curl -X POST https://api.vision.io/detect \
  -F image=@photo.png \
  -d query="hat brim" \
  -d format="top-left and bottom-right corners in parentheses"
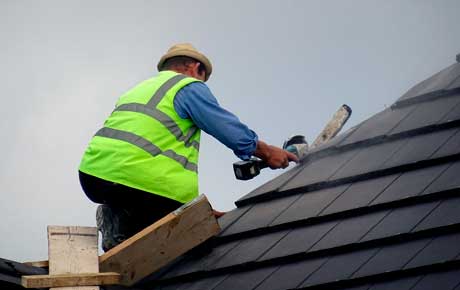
top-left (157, 49), bottom-right (212, 81)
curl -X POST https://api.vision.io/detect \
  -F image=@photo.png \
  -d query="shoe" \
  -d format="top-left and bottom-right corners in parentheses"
top-left (96, 204), bottom-right (129, 252)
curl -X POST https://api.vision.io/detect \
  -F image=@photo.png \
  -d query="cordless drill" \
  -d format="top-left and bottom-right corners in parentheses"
top-left (232, 104), bottom-right (352, 180)
top-left (233, 135), bottom-right (308, 180)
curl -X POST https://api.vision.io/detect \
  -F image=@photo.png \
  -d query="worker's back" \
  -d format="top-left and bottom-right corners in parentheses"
top-left (79, 70), bottom-right (202, 204)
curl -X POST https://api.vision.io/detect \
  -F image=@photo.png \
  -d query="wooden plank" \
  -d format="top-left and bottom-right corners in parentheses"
top-left (21, 272), bottom-right (120, 288)
top-left (23, 260), bottom-right (49, 268)
top-left (48, 226), bottom-right (99, 290)
top-left (23, 259), bottom-right (105, 269)
top-left (100, 194), bottom-right (220, 286)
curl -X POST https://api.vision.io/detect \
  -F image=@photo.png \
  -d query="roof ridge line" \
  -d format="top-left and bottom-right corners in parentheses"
top-left (151, 223), bottom-right (460, 286)
top-left (392, 87), bottom-right (460, 109)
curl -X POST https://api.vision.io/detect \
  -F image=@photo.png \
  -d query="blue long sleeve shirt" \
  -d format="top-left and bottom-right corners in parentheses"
top-left (173, 82), bottom-right (258, 160)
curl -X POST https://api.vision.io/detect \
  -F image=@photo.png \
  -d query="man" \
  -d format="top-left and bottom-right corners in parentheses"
top-left (79, 43), bottom-right (298, 251)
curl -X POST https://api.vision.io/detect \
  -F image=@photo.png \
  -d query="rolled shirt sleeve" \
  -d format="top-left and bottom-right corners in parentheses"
top-left (173, 82), bottom-right (258, 160)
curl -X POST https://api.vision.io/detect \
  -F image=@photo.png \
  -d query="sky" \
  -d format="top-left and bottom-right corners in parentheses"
top-left (1, 0), bottom-right (459, 262)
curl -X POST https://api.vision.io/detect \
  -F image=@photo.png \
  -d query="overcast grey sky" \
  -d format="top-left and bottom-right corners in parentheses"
top-left (1, 0), bottom-right (459, 262)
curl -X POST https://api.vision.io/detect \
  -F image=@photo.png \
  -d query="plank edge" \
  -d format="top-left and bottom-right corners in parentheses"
top-left (21, 272), bottom-right (120, 288)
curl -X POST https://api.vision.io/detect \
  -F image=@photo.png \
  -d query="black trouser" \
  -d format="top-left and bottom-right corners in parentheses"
top-left (79, 171), bottom-right (183, 237)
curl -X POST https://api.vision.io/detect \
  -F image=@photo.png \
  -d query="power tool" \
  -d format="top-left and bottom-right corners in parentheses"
top-left (233, 104), bottom-right (352, 180)
top-left (233, 135), bottom-right (308, 180)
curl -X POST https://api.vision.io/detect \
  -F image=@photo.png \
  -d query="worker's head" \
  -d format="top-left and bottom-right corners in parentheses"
top-left (157, 43), bottom-right (212, 82)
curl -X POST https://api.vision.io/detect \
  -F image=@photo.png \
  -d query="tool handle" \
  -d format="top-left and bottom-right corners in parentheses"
top-left (254, 144), bottom-right (300, 170)
top-left (233, 144), bottom-right (298, 180)
top-left (311, 104), bottom-right (352, 148)
top-left (255, 159), bottom-right (268, 170)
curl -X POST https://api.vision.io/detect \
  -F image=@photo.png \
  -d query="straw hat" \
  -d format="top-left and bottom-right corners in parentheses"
top-left (157, 43), bottom-right (213, 81)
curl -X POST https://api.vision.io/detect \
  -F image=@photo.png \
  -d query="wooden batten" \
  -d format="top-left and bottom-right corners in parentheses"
top-left (21, 272), bottom-right (120, 288)
top-left (23, 260), bottom-right (49, 268)
top-left (99, 194), bottom-right (220, 286)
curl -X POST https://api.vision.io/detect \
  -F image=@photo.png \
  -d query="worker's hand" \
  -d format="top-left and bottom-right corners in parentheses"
top-left (212, 209), bottom-right (226, 218)
top-left (254, 141), bottom-right (299, 169)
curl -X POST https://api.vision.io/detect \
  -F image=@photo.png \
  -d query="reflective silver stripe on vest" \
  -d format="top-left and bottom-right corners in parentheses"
top-left (115, 103), bottom-right (200, 150)
top-left (147, 74), bottom-right (187, 107)
top-left (95, 127), bottom-right (198, 172)
top-left (114, 74), bottom-right (199, 150)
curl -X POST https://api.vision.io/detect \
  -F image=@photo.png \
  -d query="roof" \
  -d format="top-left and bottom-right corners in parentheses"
top-left (138, 55), bottom-right (460, 290)
top-left (0, 258), bottom-right (46, 289)
top-left (1, 55), bottom-right (460, 290)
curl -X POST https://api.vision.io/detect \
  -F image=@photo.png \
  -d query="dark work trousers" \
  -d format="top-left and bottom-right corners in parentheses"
top-left (79, 171), bottom-right (183, 249)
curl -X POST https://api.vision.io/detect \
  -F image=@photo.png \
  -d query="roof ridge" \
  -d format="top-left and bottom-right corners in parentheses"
top-left (393, 87), bottom-right (460, 109)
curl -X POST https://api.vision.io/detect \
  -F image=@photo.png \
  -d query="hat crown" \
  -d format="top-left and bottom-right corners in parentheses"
top-left (157, 43), bottom-right (213, 81)
top-left (167, 43), bottom-right (197, 53)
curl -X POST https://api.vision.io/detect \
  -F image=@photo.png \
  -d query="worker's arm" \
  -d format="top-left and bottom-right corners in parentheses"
top-left (174, 82), bottom-right (257, 160)
top-left (174, 82), bottom-right (296, 168)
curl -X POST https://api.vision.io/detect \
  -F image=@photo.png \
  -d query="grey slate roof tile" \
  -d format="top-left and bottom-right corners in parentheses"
top-left (352, 238), bottom-right (431, 278)
top-left (300, 248), bottom-right (379, 288)
top-left (441, 95), bottom-right (460, 122)
top-left (158, 281), bottom-right (190, 290)
top-left (221, 194), bottom-right (300, 235)
top-left (309, 211), bottom-right (388, 252)
top-left (361, 201), bottom-right (440, 241)
top-left (217, 205), bottom-right (252, 233)
top-left (212, 230), bottom-right (289, 268)
top-left (330, 139), bottom-right (407, 180)
top-left (259, 221), bottom-right (338, 261)
top-left (410, 268), bottom-right (460, 290)
top-left (355, 270), bottom-right (460, 290)
top-left (367, 276), bottom-right (421, 290)
top-left (321, 174), bottom-right (398, 215)
top-left (160, 240), bottom-right (241, 279)
top-left (270, 184), bottom-right (350, 226)
top-left (389, 95), bottom-right (460, 134)
top-left (182, 275), bottom-right (228, 290)
top-left (237, 165), bottom-right (304, 203)
top-left (212, 267), bottom-right (277, 290)
top-left (253, 258), bottom-right (326, 290)
top-left (279, 149), bottom-right (360, 191)
top-left (431, 129), bottom-right (460, 158)
top-left (404, 232), bottom-right (460, 269)
top-left (413, 196), bottom-right (460, 231)
top-left (338, 106), bottom-right (416, 146)
top-left (422, 161), bottom-right (460, 195)
top-left (369, 163), bottom-right (449, 205)
top-left (382, 128), bottom-right (459, 168)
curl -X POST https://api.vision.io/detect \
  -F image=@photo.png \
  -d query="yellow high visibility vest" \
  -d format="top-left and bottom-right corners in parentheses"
top-left (79, 71), bottom-right (201, 203)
